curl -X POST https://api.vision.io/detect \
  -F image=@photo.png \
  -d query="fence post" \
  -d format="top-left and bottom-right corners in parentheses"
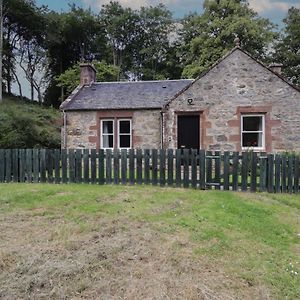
top-left (159, 149), bottom-right (166, 187)
top-left (223, 151), bottom-right (230, 191)
top-left (250, 152), bottom-right (257, 192)
top-left (274, 154), bottom-right (281, 193)
top-left (129, 149), bottom-right (135, 185)
top-left (136, 149), bottom-right (143, 185)
top-left (0, 149), bottom-right (4, 182)
top-left (5, 149), bottom-right (12, 182)
top-left (106, 149), bottom-right (112, 184)
top-left (113, 149), bottom-right (120, 185)
top-left (61, 149), bottom-right (68, 184)
top-left (33, 149), bottom-right (39, 183)
top-left (167, 149), bottom-right (174, 187)
top-left (98, 149), bottom-right (105, 185)
top-left (232, 152), bottom-right (239, 191)
top-left (214, 151), bottom-right (221, 190)
top-left (26, 149), bottom-right (33, 183)
top-left (241, 152), bottom-right (248, 191)
top-left (294, 156), bottom-right (299, 193)
top-left (175, 149), bottom-right (181, 187)
top-left (267, 154), bottom-right (274, 193)
top-left (199, 150), bottom-right (206, 190)
top-left (90, 149), bottom-right (97, 184)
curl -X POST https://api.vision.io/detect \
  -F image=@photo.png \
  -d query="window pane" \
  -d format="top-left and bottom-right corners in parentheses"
top-left (119, 120), bottom-right (130, 134)
top-left (103, 121), bottom-right (113, 134)
top-left (120, 135), bottom-right (130, 148)
top-left (242, 133), bottom-right (263, 148)
top-left (103, 135), bottom-right (113, 148)
top-left (243, 116), bottom-right (262, 131)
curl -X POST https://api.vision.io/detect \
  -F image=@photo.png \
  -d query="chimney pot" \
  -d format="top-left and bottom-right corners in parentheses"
top-left (269, 63), bottom-right (283, 75)
top-left (80, 63), bottom-right (97, 86)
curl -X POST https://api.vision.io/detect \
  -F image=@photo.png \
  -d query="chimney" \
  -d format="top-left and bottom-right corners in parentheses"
top-left (269, 63), bottom-right (283, 75)
top-left (80, 63), bottom-right (97, 85)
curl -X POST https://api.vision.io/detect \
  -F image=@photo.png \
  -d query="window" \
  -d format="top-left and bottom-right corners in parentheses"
top-left (101, 120), bottom-right (114, 149)
top-left (100, 119), bottom-right (132, 149)
top-left (241, 115), bottom-right (265, 150)
top-left (118, 119), bottom-right (131, 149)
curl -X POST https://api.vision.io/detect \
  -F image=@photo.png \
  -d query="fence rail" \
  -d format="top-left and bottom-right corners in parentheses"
top-left (0, 149), bottom-right (299, 193)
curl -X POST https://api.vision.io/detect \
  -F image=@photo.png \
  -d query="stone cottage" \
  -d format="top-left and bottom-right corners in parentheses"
top-left (60, 46), bottom-right (300, 152)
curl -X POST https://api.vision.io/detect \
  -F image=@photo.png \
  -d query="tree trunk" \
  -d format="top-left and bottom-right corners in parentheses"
top-left (11, 67), bottom-right (23, 100)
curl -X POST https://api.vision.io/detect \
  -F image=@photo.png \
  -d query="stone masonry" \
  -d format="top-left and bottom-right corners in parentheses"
top-left (163, 48), bottom-right (300, 152)
top-left (64, 109), bottom-right (161, 149)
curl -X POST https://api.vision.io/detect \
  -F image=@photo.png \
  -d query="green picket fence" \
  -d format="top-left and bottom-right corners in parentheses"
top-left (0, 149), bottom-right (299, 193)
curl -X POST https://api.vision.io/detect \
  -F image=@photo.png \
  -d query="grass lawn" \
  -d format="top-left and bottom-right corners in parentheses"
top-left (0, 184), bottom-right (299, 299)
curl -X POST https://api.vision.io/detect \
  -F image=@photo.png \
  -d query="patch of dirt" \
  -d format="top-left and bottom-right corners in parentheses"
top-left (0, 212), bottom-right (269, 299)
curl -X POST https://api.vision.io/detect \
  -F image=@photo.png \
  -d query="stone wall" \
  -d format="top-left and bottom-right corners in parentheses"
top-left (163, 48), bottom-right (300, 152)
top-left (64, 109), bottom-right (161, 149)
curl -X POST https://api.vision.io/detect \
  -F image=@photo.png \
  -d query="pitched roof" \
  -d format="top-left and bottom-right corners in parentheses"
top-left (61, 79), bottom-right (193, 111)
top-left (163, 46), bottom-right (300, 109)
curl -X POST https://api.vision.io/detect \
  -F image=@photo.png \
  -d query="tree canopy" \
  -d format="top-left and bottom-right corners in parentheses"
top-left (2, 0), bottom-right (299, 107)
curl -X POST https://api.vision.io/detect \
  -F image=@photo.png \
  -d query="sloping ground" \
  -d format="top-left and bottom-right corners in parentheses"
top-left (0, 95), bottom-right (61, 148)
top-left (0, 184), bottom-right (299, 299)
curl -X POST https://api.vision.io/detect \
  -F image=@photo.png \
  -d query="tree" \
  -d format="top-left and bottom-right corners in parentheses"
top-left (56, 61), bottom-right (120, 98)
top-left (3, 0), bottom-right (45, 95)
top-left (273, 7), bottom-right (300, 87)
top-left (180, 0), bottom-right (276, 78)
top-left (44, 6), bottom-right (107, 107)
top-left (100, 1), bottom-right (140, 76)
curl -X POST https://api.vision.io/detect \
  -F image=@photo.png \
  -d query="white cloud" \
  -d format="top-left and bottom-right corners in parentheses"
top-left (248, 0), bottom-right (300, 13)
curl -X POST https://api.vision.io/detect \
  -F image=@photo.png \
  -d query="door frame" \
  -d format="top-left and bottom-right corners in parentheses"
top-left (175, 111), bottom-right (202, 149)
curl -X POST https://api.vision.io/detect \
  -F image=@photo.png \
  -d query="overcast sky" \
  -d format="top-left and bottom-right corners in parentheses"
top-left (36, 0), bottom-right (300, 25)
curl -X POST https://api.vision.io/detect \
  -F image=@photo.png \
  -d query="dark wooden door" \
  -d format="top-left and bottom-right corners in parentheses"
top-left (177, 115), bottom-right (200, 149)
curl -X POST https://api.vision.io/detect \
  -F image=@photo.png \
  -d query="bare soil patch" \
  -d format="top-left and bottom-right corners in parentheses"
top-left (0, 211), bottom-right (267, 299)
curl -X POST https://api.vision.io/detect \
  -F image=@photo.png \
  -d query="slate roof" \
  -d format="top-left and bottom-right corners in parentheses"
top-left (61, 79), bottom-right (193, 111)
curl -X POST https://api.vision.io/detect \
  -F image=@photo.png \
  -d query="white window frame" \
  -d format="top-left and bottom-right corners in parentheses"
top-left (241, 114), bottom-right (265, 151)
top-left (101, 119), bottom-right (114, 149)
top-left (118, 119), bottom-right (132, 149)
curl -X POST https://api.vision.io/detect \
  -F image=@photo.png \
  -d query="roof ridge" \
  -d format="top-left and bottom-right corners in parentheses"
top-left (91, 79), bottom-right (193, 85)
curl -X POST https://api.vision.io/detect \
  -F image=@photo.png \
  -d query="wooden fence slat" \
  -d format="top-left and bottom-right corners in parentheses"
top-left (128, 149), bottom-right (135, 185)
top-left (54, 149), bottom-right (61, 184)
top-left (159, 149), bottom-right (166, 187)
top-left (175, 149), bottom-right (181, 187)
top-left (206, 151), bottom-right (212, 189)
top-left (83, 149), bottom-right (90, 184)
top-left (0, 149), bottom-right (4, 182)
top-left (191, 149), bottom-right (197, 189)
top-left (137, 149), bottom-right (143, 185)
top-left (183, 149), bottom-right (189, 188)
top-left (75, 149), bottom-right (82, 183)
top-left (69, 149), bottom-right (75, 183)
top-left (106, 149), bottom-right (112, 184)
top-left (33, 149), bottom-right (39, 183)
top-left (5, 149), bottom-right (12, 182)
top-left (199, 150), bottom-right (206, 190)
top-left (274, 154), bottom-right (281, 193)
top-left (152, 149), bottom-right (158, 186)
top-left (267, 154), bottom-right (274, 193)
top-left (250, 152), bottom-right (257, 192)
top-left (98, 149), bottom-right (105, 185)
top-left (287, 155), bottom-right (294, 193)
top-left (90, 149), bottom-right (97, 184)
top-left (121, 149), bottom-right (127, 185)
top-left (232, 152), bottom-right (239, 191)
top-left (61, 149), bottom-right (68, 183)
top-left (259, 153), bottom-right (267, 192)
top-left (40, 149), bottom-right (46, 183)
top-left (114, 149), bottom-right (120, 185)
top-left (294, 156), bottom-right (299, 193)
top-left (47, 149), bottom-right (54, 183)
top-left (26, 149), bottom-right (32, 183)
top-left (167, 149), bottom-right (174, 186)
top-left (223, 151), bottom-right (230, 191)
top-left (281, 155), bottom-right (287, 193)
top-left (214, 151), bottom-right (221, 190)
top-left (12, 149), bottom-right (19, 182)
top-left (241, 152), bottom-right (248, 191)
top-left (19, 149), bottom-right (26, 183)
top-left (144, 149), bottom-right (150, 185)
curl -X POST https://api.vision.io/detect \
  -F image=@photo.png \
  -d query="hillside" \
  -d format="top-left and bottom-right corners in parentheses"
top-left (0, 94), bottom-right (61, 148)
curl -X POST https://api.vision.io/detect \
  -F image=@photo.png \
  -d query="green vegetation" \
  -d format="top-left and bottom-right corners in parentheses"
top-left (0, 184), bottom-right (299, 298)
top-left (0, 95), bottom-right (61, 148)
